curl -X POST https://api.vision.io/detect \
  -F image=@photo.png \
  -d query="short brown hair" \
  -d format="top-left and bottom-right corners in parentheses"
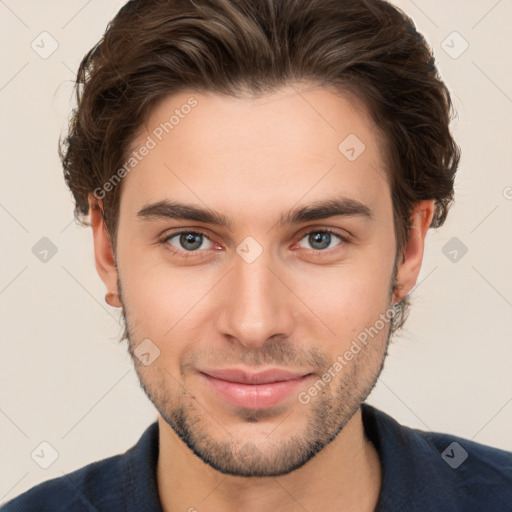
top-left (60, 0), bottom-right (460, 336)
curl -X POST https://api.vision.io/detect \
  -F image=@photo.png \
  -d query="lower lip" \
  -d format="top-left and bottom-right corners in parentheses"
top-left (199, 373), bottom-right (313, 410)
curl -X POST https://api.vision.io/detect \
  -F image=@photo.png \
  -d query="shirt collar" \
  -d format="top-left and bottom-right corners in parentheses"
top-left (123, 420), bottom-right (164, 512)
top-left (361, 402), bottom-right (454, 511)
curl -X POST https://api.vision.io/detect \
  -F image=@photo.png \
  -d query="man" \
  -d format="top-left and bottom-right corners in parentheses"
top-left (2, 0), bottom-right (511, 510)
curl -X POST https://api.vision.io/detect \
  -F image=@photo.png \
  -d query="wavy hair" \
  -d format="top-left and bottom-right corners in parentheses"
top-left (60, 0), bottom-right (460, 336)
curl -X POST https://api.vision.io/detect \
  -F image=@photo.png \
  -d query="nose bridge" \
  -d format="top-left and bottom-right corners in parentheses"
top-left (216, 249), bottom-right (294, 348)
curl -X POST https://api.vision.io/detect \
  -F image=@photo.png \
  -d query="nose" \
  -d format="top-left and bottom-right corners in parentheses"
top-left (215, 250), bottom-right (296, 350)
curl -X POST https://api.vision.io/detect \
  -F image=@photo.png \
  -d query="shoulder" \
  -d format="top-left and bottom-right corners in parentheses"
top-left (0, 453), bottom-right (126, 512)
top-left (422, 427), bottom-right (512, 471)
top-left (1, 421), bottom-right (160, 512)
top-left (414, 429), bottom-right (512, 511)
top-left (361, 403), bottom-right (512, 511)
top-left (419, 428), bottom-right (512, 499)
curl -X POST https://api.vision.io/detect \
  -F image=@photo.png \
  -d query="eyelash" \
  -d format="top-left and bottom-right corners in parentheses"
top-left (159, 228), bottom-right (350, 260)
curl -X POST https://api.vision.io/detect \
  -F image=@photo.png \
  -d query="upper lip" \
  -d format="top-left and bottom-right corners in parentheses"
top-left (199, 368), bottom-right (312, 385)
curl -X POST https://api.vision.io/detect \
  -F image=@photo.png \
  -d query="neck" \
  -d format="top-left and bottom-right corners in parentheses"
top-left (156, 407), bottom-right (382, 512)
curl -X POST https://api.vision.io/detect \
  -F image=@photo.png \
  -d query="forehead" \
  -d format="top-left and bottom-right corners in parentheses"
top-left (119, 84), bottom-right (391, 226)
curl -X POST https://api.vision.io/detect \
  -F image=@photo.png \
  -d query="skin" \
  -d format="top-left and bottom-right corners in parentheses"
top-left (89, 83), bottom-right (434, 512)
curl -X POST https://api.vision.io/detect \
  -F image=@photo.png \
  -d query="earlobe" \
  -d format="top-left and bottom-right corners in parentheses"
top-left (88, 194), bottom-right (122, 307)
top-left (393, 199), bottom-right (435, 304)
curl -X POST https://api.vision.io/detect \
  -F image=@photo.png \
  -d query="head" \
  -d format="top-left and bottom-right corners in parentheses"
top-left (60, 0), bottom-right (459, 476)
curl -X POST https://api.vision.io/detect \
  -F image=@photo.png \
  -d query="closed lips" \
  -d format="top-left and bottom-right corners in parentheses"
top-left (198, 368), bottom-right (312, 385)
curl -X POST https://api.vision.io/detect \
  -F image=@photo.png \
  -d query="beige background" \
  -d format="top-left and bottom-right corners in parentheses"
top-left (1, 0), bottom-right (511, 504)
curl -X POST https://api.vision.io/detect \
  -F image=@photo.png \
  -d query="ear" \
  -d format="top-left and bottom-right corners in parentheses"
top-left (393, 199), bottom-right (435, 304)
top-left (88, 194), bottom-right (122, 307)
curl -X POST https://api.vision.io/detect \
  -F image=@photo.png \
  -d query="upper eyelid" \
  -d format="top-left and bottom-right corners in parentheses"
top-left (295, 226), bottom-right (349, 240)
top-left (162, 229), bottom-right (215, 244)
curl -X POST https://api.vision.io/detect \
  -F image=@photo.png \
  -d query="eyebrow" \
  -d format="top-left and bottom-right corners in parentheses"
top-left (136, 197), bottom-right (374, 229)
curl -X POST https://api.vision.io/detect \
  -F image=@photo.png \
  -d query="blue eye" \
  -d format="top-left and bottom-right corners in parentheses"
top-left (160, 227), bottom-right (348, 260)
top-left (297, 230), bottom-right (344, 251)
top-left (164, 232), bottom-right (214, 252)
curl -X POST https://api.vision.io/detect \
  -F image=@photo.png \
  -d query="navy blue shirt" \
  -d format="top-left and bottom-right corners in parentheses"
top-left (2, 403), bottom-right (511, 511)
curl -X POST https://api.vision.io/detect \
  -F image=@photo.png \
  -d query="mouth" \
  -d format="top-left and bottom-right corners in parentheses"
top-left (197, 368), bottom-right (315, 410)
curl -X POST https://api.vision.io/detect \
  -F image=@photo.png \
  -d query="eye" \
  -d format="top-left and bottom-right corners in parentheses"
top-left (296, 229), bottom-right (346, 251)
top-left (163, 231), bottom-right (214, 254)
top-left (160, 227), bottom-right (348, 260)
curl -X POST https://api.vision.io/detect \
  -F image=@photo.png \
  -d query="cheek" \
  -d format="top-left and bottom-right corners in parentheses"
top-left (118, 245), bottom-right (220, 361)
top-left (124, 269), bottom-right (207, 333)
top-left (290, 252), bottom-right (394, 346)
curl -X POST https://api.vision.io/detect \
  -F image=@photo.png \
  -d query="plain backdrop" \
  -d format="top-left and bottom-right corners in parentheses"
top-left (1, 0), bottom-right (511, 504)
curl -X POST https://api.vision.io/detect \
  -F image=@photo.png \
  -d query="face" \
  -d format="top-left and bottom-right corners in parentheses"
top-left (92, 84), bottom-right (430, 477)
